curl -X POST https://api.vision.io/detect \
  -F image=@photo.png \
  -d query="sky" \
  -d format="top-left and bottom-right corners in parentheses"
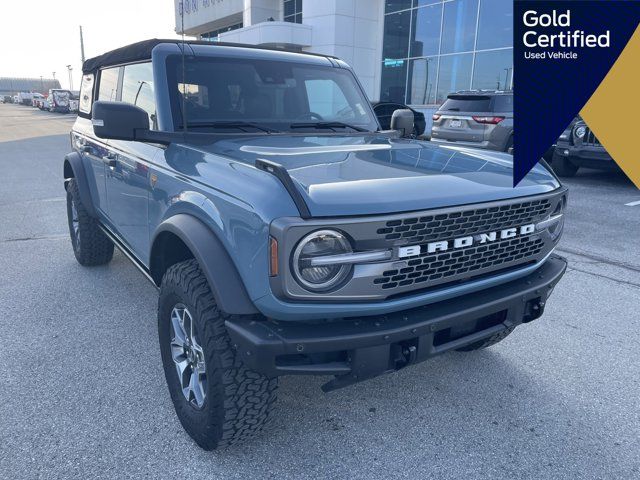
top-left (0, 0), bottom-right (184, 90)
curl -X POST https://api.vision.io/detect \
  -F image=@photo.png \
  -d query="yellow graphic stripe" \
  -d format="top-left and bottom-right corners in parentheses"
top-left (581, 24), bottom-right (640, 188)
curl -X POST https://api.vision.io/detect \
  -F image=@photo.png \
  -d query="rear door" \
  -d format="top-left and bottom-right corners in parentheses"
top-left (74, 70), bottom-right (118, 216)
top-left (432, 95), bottom-right (493, 143)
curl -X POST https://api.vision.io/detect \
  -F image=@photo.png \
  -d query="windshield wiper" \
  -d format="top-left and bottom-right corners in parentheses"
top-left (178, 121), bottom-right (280, 134)
top-left (289, 121), bottom-right (368, 132)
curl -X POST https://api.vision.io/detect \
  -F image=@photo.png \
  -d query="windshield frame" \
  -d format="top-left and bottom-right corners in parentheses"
top-left (165, 54), bottom-right (381, 135)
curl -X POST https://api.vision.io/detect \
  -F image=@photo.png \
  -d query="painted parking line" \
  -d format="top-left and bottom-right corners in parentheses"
top-left (625, 200), bottom-right (640, 206)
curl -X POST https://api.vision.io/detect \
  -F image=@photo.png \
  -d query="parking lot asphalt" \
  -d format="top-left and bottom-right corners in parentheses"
top-left (0, 104), bottom-right (638, 479)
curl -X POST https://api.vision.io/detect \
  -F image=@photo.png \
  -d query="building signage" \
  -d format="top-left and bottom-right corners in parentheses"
top-left (179, 0), bottom-right (228, 15)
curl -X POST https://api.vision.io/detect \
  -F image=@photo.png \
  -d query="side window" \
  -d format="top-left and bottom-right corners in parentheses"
top-left (373, 103), bottom-right (399, 130)
top-left (304, 79), bottom-right (354, 120)
top-left (121, 62), bottom-right (157, 129)
top-left (79, 73), bottom-right (94, 114)
top-left (98, 67), bottom-right (120, 101)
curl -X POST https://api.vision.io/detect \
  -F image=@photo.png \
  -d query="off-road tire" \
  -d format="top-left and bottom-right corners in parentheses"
top-left (66, 178), bottom-right (114, 266)
top-left (456, 325), bottom-right (516, 352)
top-left (158, 259), bottom-right (278, 450)
top-left (551, 151), bottom-right (579, 177)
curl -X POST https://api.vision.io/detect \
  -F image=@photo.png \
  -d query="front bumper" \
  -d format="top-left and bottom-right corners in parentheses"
top-left (556, 143), bottom-right (615, 165)
top-left (227, 255), bottom-right (567, 391)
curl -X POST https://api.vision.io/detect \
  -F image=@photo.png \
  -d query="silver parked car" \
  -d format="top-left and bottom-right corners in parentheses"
top-left (431, 91), bottom-right (514, 152)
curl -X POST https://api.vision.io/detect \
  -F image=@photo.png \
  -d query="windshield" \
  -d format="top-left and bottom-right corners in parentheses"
top-left (167, 56), bottom-right (379, 133)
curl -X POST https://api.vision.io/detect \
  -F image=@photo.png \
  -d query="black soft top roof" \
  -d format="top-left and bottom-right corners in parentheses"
top-left (82, 38), bottom-right (336, 73)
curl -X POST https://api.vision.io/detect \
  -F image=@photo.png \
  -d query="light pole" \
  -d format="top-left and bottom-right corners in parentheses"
top-left (40, 75), bottom-right (44, 93)
top-left (79, 26), bottom-right (85, 63)
top-left (66, 65), bottom-right (74, 90)
top-left (503, 68), bottom-right (513, 91)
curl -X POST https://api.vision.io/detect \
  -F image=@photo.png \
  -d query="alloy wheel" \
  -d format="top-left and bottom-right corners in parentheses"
top-left (70, 199), bottom-right (80, 251)
top-left (170, 304), bottom-right (207, 408)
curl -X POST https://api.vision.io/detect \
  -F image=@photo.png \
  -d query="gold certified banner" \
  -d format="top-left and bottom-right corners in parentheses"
top-left (581, 25), bottom-right (640, 188)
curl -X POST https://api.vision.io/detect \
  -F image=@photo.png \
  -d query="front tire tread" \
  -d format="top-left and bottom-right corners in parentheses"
top-left (160, 260), bottom-right (277, 450)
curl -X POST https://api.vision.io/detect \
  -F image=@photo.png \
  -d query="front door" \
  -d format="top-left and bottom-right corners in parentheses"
top-left (104, 141), bottom-right (158, 261)
top-left (102, 61), bottom-right (159, 261)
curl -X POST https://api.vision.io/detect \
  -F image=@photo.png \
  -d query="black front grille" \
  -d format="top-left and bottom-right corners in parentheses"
top-left (583, 128), bottom-right (601, 146)
top-left (374, 236), bottom-right (545, 291)
top-left (376, 199), bottom-right (551, 243)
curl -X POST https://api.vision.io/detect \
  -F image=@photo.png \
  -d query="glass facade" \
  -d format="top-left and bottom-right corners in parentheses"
top-left (381, 0), bottom-right (513, 106)
top-left (284, 0), bottom-right (302, 24)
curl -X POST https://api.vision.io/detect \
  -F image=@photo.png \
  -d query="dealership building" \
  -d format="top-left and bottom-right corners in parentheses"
top-left (0, 77), bottom-right (61, 97)
top-left (175, 0), bottom-right (513, 122)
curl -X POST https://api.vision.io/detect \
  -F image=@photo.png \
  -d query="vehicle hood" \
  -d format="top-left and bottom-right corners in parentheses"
top-left (203, 134), bottom-right (560, 217)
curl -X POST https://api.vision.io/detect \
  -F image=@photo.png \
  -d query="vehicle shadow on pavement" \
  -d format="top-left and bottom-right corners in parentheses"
top-left (564, 167), bottom-right (634, 188)
top-left (205, 344), bottom-right (627, 478)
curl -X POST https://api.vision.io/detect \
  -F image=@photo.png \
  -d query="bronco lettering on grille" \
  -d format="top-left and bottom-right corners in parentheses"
top-left (397, 224), bottom-right (535, 258)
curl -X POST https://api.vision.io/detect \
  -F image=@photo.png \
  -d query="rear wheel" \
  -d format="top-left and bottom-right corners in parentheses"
top-left (66, 178), bottom-right (114, 266)
top-left (158, 259), bottom-right (277, 450)
top-left (551, 150), bottom-right (579, 177)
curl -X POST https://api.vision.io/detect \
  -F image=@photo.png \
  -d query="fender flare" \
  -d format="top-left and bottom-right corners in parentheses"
top-left (64, 152), bottom-right (97, 218)
top-left (150, 214), bottom-right (258, 315)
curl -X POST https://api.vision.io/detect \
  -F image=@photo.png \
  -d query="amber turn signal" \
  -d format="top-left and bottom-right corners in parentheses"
top-left (269, 237), bottom-right (279, 277)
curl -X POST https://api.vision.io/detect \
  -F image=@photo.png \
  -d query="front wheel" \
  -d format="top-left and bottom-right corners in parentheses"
top-left (158, 259), bottom-right (277, 450)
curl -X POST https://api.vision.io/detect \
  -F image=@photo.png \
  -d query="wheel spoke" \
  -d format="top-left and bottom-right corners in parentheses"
top-left (170, 308), bottom-right (188, 342)
top-left (184, 309), bottom-right (194, 344)
top-left (170, 314), bottom-right (187, 345)
top-left (182, 384), bottom-right (193, 402)
top-left (171, 342), bottom-right (187, 364)
top-left (190, 366), bottom-right (206, 408)
top-left (174, 359), bottom-right (190, 389)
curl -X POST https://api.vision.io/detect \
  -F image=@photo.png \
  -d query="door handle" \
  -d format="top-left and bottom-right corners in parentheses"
top-left (104, 153), bottom-right (117, 169)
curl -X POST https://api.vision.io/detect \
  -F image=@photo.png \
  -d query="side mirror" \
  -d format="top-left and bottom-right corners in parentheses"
top-left (92, 101), bottom-right (149, 141)
top-left (390, 109), bottom-right (415, 138)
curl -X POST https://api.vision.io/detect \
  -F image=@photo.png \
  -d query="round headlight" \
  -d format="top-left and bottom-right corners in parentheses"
top-left (292, 230), bottom-right (352, 291)
top-left (548, 198), bottom-right (565, 241)
top-left (574, 126), bottom-right (586, 139)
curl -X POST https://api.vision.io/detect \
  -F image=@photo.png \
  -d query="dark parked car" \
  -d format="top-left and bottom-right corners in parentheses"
top-left (431, 91), bottom-right (514, 152)
top-left (552, 118), bottom-right (616, 177)
top-left (64, 39), bottom-right (567, 450)
top-left (372, 101), bottom-right (426, 137)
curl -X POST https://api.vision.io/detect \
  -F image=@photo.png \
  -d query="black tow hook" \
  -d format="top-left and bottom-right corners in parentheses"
top-left (392, 340), bottom-right (418, 369)
top-left (523, 297), bottom-right (545, 323)
top-left (403, 345), bottom-right (417, 365)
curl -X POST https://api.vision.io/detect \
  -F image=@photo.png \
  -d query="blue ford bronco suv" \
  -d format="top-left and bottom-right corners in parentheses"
top-left (64, 39), bottom-right (567, 450)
